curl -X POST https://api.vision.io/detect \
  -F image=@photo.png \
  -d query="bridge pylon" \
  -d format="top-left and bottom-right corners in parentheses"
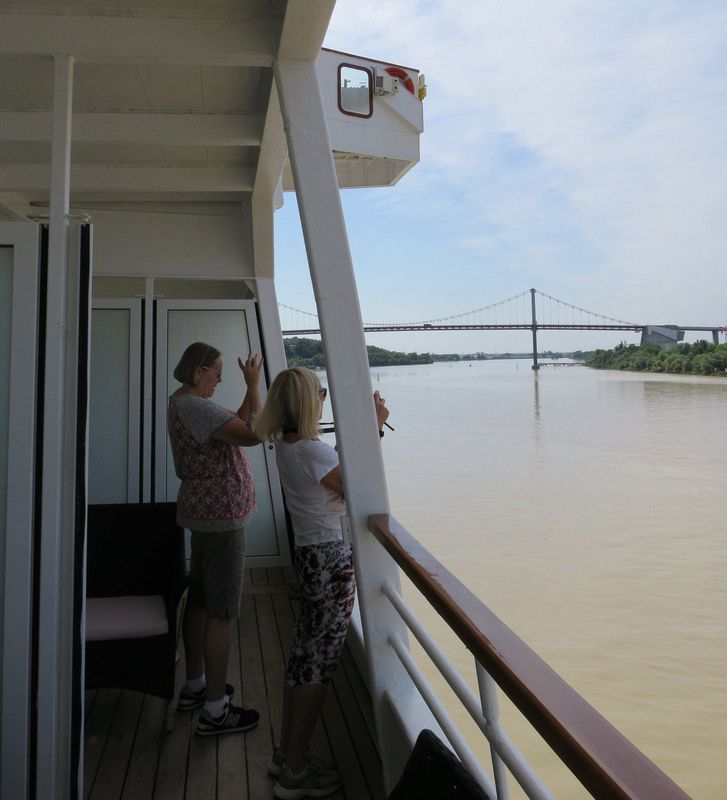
top-left (530, 288), bottom-right (539, 371)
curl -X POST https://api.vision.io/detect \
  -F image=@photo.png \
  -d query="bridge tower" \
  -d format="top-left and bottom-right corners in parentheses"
top-left (530, 288), bottom-right (539, 371)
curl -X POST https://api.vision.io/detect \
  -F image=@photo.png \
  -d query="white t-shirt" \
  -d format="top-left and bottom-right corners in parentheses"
top-left (275, 439), bottom-right (346, 547)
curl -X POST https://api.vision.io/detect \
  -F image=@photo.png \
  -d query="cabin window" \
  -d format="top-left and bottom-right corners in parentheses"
top-left (338, 64), bottom-right (373, 118)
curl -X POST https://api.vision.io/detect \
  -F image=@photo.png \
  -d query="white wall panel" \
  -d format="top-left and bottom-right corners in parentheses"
top-left (90, 206), bottom-right (254, 278)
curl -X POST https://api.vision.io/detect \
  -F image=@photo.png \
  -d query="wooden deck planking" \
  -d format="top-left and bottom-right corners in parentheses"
top-left (120, 695), bottom-right (167, 800)
top-left (89, 690), bottom-right (145, 800)
top-left (85, 567), bottom-right (384, 800)
top-left (84, 689), bottom-right (121, 798)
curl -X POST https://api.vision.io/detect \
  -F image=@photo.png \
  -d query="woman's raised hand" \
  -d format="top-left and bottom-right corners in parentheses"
top-left (238, 354), bottom-right (264, 386)
top-left (374, 390), bottom-right (390, 429)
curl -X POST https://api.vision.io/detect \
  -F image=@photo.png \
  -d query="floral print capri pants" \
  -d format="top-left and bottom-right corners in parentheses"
top-left (285, 541), bottom-right (357, 686)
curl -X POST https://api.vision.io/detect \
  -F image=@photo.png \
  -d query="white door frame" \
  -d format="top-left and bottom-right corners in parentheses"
top-left (0, 221), bottom-right (41, 800)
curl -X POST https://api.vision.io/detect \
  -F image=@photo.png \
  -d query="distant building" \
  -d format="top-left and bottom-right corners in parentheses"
top-left (640, 325), bottom-right (684, 350)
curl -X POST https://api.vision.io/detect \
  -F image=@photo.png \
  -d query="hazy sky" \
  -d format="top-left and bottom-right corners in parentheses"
top-left (273, 1), bottom-right (727, 354)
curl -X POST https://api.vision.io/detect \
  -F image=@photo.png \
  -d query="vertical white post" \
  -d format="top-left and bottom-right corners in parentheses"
top-left (37, 54), bottom-right (77, 799)
top-left (274, 58), bottom-right (413, 789)
top-left (476, 662), bottom-right (511, 800)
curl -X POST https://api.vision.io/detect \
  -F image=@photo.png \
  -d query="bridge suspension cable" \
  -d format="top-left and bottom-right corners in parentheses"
top-left (534, 290), bottom-right (639, 327)
top-left (403, 289), bottom-right (532, 326)
top-left (277, 289), bottom-right (641, 329)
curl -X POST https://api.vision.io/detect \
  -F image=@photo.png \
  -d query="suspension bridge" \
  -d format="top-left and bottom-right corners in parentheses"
top-left (279, 288), bottom-right (726, 370)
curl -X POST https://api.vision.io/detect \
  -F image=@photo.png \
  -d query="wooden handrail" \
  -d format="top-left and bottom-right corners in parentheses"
top-left (368, 513), bottom-right (693, 800)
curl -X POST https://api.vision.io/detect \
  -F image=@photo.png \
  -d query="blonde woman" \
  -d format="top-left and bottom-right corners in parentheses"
top-left (254, 368), bottom-right (389, 799)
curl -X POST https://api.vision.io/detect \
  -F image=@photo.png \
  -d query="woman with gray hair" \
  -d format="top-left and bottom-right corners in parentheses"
top-left (168, 341), bottom-right (263, 736)
top-left (254, 367), bottom-right (389, 799)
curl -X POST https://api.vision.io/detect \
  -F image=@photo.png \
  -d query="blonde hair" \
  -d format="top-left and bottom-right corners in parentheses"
top-left (253, 368), bottom-right (322, 441)
top-left (173, 342), bottom-right (221, 385)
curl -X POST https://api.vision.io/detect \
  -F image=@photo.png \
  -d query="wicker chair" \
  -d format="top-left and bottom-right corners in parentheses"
top-left (85, 502), bottom-right (188, 730)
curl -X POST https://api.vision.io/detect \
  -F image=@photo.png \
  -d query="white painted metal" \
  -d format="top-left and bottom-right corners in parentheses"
top-left (90, 208), bottom-right (254, 280)
top-left (37, 55), bottom-right (78, 800)
top-left (275, 56), bottom-right (426, 790)
top-left (0, 111), bottom-right (265, 146)
top-left (477, 663), bottom-right (512, 800)
top-left (381, 580), bottom-right (556, 800)
top-left (0, 164), bottom-right (256, 194)
top-left (0, 221), bottom-right (40, 800)
top-left (0, 13), bottom-right (277, 67)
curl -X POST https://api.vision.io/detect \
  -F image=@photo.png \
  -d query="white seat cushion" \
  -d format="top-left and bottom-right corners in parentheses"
top-left (85, 595), bottom-right (169, 641)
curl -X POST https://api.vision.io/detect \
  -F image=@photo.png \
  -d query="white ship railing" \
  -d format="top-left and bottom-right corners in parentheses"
top-left (367, 513), bottom-right (693, 800)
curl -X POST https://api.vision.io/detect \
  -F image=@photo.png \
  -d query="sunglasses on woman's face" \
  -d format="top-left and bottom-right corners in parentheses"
top-left (318, 387), bottom-right (328, 400)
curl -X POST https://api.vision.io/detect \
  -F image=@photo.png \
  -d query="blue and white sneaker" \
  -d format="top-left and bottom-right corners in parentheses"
top-left (195, 702), bottom-right (259, 736)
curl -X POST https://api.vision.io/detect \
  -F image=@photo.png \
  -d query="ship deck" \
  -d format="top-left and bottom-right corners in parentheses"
top-left (84, 566), bottom-right (384, 800)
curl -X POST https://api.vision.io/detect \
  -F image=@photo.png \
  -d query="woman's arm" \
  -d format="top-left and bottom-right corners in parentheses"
top-left (236, 354), bottom-right (264, 423)
top-left (320, 392), bottom-right (388, 492)
top-left (320, 465), bottom-right (344, 496)
top-left (374, 389), bottom-right (390, 433)
top-left (212, 417), bottom-right (260, 446)
top-left (211, 354), bottom-right (263, 446)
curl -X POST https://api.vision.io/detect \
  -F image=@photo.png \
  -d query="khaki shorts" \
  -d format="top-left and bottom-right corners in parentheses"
top-left (188, 527), bottom-right (246, 620)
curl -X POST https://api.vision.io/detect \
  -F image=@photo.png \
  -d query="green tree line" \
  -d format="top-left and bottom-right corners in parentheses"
top-left (284, 337), bottom-right (433, 368)
top-left (588, 341), bottom-right (727, 375)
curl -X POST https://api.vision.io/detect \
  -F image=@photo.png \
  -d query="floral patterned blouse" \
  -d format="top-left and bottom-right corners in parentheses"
top-left (168, 394), bottom-right (255, 532)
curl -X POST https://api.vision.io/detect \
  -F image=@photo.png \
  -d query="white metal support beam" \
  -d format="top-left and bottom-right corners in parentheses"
top-left (274, 58), bottom-right (416, 791)
top-left (37, 54), bottom-right (78, 799)
top-left (277, 0), bottom-right (336, 60)
top-left (0, 112), bottom-right (265, 147)
top-left (254, 277), bottom-right (288, 381)
top-left (252, 82), bottom-right (287, 280)
top-left (0, 13), bottom-right (276, 66)
top-left (0, 165), bottom-right (256, 195)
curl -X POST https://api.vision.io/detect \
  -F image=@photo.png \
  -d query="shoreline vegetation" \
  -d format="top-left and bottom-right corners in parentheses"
top-left (285, 337), bottom-right (727, 376)
top-left (284, 336), bottom-right (575, 368)
top-left (587, 341), bottom-right (727, 376)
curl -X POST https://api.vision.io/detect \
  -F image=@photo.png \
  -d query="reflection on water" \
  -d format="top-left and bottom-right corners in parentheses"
top-left (372, 360), bottom-right (726, 800)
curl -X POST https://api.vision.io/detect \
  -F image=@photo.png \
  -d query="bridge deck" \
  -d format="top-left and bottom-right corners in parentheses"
top-left (83, 566), bottom-right (384, 800)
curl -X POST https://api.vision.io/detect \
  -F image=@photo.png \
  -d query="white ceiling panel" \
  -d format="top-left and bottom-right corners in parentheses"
top-left (207, 146), bottom-right (255, 165)
top-left (0, 56), bottom-right (53, 110)
top-left (201, 66), bottom-right (263, 112)
top-left (75, 64), bottom-right (148, 110)
top-left (72, 143), bottom-right (166, 163)
top-left (139, 65), bottom-right (205, 110)
top-left (160, 145), bottom-right (206, 165)
top-left (0, 141), bottom-right (49, 162)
